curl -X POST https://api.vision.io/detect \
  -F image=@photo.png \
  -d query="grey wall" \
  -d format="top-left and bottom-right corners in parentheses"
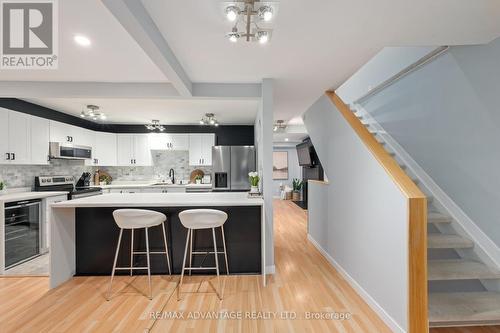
top-left (360, 37), bottom-right (500, 247)
top-left (303, 95), bottom-right (409, 332)
top-left (255, 78), bottom-right (274, 271)
top-left (272, 146), bottom-right (302, 197)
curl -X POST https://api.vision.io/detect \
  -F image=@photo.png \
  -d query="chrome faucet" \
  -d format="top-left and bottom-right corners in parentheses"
top-left (169, 168), bottom-right (175, 184)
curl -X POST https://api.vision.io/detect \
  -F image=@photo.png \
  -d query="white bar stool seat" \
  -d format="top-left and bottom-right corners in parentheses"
top-left (107, 209), bottom-right (171, 301)
top-left (178, 209), bottom-right (229, 301)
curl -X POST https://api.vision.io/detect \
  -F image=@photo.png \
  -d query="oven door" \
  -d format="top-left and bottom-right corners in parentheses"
top-left (4, 200), bottom-right (42, 269)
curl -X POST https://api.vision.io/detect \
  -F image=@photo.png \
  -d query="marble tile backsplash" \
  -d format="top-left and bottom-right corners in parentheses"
top-left (0, 159), bottom-right (94, 189)
top-left (0, 150), bottom-right (212, 189)
top-left (99, 150), bottom-right (212, 183)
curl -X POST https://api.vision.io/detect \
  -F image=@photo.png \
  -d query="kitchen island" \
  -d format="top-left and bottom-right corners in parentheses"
top-left (50, 192), bottom-right (265, 289)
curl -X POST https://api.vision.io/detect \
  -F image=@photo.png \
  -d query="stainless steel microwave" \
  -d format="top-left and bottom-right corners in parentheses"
top-left (49, 142), bottom-right (92, 160)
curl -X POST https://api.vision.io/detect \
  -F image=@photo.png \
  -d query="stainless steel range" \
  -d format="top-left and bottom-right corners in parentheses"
top-left (35, 176), bottom-right (102, 200)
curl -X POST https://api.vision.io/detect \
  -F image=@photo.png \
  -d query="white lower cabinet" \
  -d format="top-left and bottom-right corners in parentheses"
top-left (109, 188), bottom-right (142, 194)
top-left (43, 194), bottom-right (69, 251)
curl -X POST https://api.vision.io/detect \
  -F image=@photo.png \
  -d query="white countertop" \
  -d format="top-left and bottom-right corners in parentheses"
top-left (52, 192), bottom-right (263, 208)
top-left (0, 191), bottom-right (68, 203)
top-left (94, 182), bottom-right (212, 189)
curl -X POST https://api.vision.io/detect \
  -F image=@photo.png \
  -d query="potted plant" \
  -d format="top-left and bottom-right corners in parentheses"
top-left (0, 180), bottom-right (5, 195)
top-left (248, 171), bottom-right (260, 194)
top-left (292, 178), bottom-right (303, 201)
top-left (195, 175), bottom-right (203, 184)
top-left (99, 175), bottom-right (111, 186)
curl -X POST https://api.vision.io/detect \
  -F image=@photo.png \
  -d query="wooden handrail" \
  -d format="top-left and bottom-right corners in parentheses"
top-left (326, 91), bottom-right (428, 333)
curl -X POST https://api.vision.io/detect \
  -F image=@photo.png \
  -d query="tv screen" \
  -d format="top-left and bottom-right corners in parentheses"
top-left (296, 143), bottom-right (312, 166)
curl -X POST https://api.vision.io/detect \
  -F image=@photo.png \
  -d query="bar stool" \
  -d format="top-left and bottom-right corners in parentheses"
top-left (178, 209), bottom-right (229, 301)
top-left (107, 209), bottom-right (171, 301)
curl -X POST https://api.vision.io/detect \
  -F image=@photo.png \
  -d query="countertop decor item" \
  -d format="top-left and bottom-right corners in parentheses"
top-left (190, 169), bottom-right (205, 183)
top-left (0, 180), bottom-right (6, 195)
top-left (194, 175), bottom-right (203, 184)
top-left (292, 178), bottom-right (303, 201)
top-left (99, 174), bottom-right (112, 186)
top-left (248, 171), bottom-right (260, 194)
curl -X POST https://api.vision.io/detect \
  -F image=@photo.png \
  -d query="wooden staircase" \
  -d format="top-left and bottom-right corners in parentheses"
top-left (350, 105), bottom-right (500, 328)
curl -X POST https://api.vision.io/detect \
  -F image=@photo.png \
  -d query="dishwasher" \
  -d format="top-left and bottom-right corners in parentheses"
top-left (4, 199), bottom-right (42, 269)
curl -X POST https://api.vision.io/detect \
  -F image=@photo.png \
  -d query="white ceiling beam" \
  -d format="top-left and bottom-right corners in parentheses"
top-left (101, 0), bottom-right (192, 96)
top-left (0, 81), bottom-right (261, 100)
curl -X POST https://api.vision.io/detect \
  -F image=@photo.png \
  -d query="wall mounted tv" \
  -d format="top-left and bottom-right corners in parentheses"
top-left (296, 142), bottom-right (313, 166)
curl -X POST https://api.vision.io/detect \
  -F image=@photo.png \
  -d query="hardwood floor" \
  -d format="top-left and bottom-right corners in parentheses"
top-left (2, 199), bottom-right (495, 332)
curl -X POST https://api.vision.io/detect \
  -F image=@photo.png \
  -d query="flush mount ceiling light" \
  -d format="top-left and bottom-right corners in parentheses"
top-left (273, 120), bottom-right (286, 132)
top-left (223, 1), bottom-right (278, 43)
top-left (74, 34), bottom-right (91, 47)
top-left (80, 105), bottom-right (106, 121)
top-left (145, 120), bottom-right (165, 131)
top-left (200, 113), bottom-right (219, 127)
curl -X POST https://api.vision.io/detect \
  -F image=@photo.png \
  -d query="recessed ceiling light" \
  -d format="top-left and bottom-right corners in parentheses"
top-left (74, 35), bottom-right (91, 47)
top-left (284, 138), bottom-right (289, 142)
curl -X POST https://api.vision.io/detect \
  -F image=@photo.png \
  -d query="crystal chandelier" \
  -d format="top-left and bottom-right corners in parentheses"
top-left (199, 113), bottom-right (219, 126)
top-left (80, 105), bottom-right (106, 121)
top-left (224, 1), bottom-right (278, 43)
top-left (145, 120), bottom-right (165, 131)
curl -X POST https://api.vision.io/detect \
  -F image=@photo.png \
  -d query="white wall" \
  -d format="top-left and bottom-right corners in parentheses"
top-left (303, 95), bottom-right (409, 333)
top-left (359, 38), bottom-right (500, 248)
top-left (272, 146), bottom-right (302, 197)
top-left (336, 46), bottom-right (438, 104)
top-left (255, 78), bottom-right (275, 273)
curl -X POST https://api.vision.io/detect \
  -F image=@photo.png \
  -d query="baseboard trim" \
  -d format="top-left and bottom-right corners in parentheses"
top-left (307, 234), bottom-right (405, 333)
top-left (265, 265), bottom-right (276, 275)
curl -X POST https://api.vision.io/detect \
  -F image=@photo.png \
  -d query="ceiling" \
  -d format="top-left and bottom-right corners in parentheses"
top-left (23, 98), bottom-right (259, 125)
top-left (0, 0), bottom-right (166, 82)
top-left (142, 0), bottom-right (500, 122)
top-left (3, 0), bottom-right (500, 124)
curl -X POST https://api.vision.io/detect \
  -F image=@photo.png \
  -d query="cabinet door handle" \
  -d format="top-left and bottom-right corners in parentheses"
top-left (11, 153), bottom-right (15, 160)
top-left (5, 153), bottom-right (10, 160)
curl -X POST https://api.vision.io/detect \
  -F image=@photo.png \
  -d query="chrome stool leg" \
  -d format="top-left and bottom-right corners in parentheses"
top-left (221, 226), bottom-right (229, 275)
top-left (189, 229), bottom-right (194, 276)
top-left (161, 222), bottom-right (171, 275)
top-left (178, 228), bottom-right (191, 301)
top-left (145, 227), bottom-right (152, 300)
top-left (107, 228), bottom-right (123, 301)
top-left (212, 228), bottom-right (222, 300)
top-left (130, 229), bottom-right (134, 276)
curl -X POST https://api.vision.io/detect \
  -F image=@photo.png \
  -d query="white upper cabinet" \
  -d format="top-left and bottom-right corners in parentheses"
top-left (149, 133), bottom-right (189, 151)
top-left (49, 121), bottom-right (94, 147)
top-left (87, 132), bottom-right (117, 166)
top-left (49, 120), bottom-right (72, 143)
top-left (189, 133), bottom-right (215, 166)
top-left (0, 108), bottom-right (10, 164)
top-left (133, 134), bottom-right (152, 166)
top-left (0, 108), bottom-right (32, 165)
top-left (117, 134), bottom-right (151, 166)
top-left (30, 116), bottom-right (50, 165)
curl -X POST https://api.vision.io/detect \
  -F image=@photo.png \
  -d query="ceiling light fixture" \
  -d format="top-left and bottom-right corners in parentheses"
top-left (258, 5), bottom-right (273, 21)
top-left (225, 5), bottom-right (239, 21)
top-left (80, 105), bottom-right (106, 121)
top-left (200, 113), bottom-right (219, 126)
top-left (223, 1), bottom-right (278, 43)
top-left (74, 34), bottom-right (91, 47)
top-left (145, 120), bottom-right (165, 131)
top-left (257, 30), bottom-right (269, 44)
top-left (273, 120), bottom-right (286, 132)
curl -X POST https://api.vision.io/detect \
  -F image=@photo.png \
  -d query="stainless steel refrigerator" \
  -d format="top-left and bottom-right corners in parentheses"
top-left (212, 146), bottom-right (256, 191)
